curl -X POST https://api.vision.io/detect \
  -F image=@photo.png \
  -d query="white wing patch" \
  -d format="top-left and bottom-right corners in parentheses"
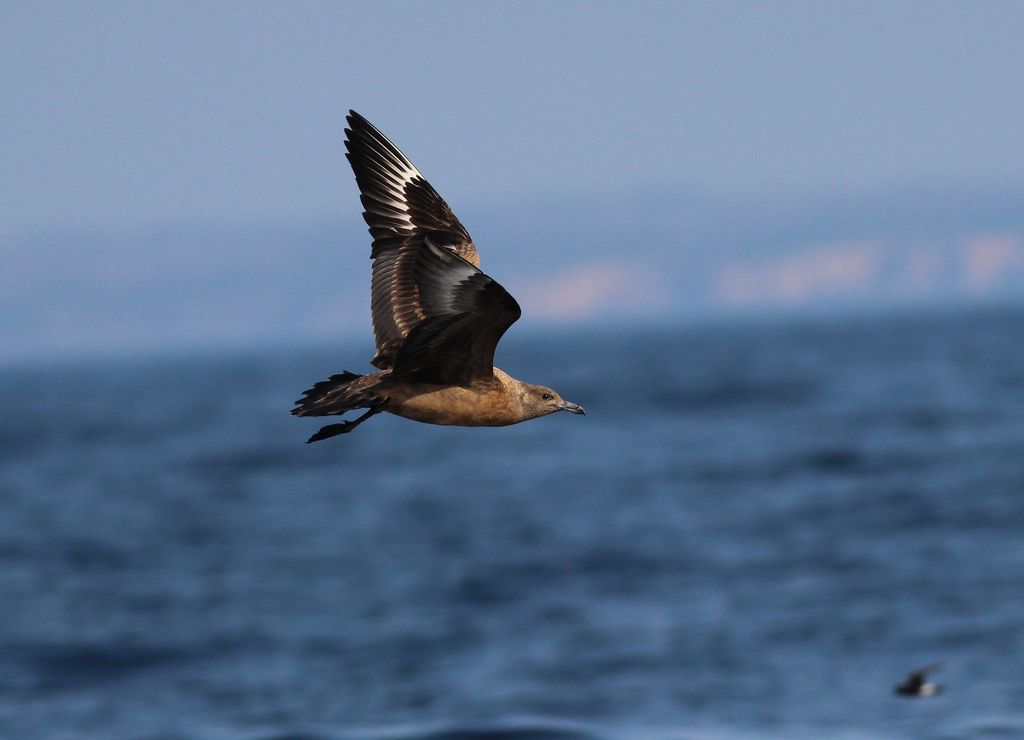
top-left (370, 174), bottom-right (419, 231)
top-left (353, 124), bottom-right (423, 232)
top-left (424, 234), bottom-right (463, 259)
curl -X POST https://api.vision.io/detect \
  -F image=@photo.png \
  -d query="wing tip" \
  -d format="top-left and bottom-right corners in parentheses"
top-left (344, 109), bottom-right (367, 147)
top-left (343, 111), bottom-right (401, 161)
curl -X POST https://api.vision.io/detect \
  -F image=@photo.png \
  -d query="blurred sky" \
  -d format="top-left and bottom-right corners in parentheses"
top-left (4, 1), bottom-right (1024, 234)
top-left (3, 2), bottom-right (1024, 362)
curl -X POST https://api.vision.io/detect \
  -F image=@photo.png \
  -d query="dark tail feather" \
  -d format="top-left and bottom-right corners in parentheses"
top-left (291, 371), bottom-right (371, 417)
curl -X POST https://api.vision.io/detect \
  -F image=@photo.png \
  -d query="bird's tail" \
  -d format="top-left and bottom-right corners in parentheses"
top-left (290, 371), bottom-right (380, 417)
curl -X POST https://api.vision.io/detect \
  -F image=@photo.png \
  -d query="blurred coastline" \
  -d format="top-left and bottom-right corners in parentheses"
top-left (5, 179), bottom-right (1024, 366)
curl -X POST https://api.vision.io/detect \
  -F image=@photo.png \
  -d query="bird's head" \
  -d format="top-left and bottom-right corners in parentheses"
top-left (518, 382), bottom-right (586, 420)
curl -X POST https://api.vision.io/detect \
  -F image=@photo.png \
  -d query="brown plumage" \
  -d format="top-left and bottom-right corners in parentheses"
top-left (292, 111), bottom-right (585, 442)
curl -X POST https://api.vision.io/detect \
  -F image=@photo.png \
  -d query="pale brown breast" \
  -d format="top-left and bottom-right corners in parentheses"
top-left (380, 371), bottom-right (525, 427)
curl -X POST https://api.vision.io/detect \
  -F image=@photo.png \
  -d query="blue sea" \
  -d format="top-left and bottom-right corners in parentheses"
top-left (2, 308), bottom-right (1024, 739)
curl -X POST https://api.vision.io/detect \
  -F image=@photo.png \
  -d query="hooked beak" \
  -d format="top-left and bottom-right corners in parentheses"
top-left (557, 401), bottom-right (586, 415)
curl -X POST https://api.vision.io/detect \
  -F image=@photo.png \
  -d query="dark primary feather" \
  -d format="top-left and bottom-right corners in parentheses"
top-left (907, 663), bottom-right (940, 686)
top-left (895, 663), bottom-right (942, 697)
top-left (344, 111), bottom-right (520, 382)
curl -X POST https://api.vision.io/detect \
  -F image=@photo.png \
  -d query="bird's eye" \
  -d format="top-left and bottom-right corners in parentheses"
top-left (542, 393), bottom-right (553, 401)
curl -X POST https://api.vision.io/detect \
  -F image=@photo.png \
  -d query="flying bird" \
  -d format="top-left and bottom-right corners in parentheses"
top-left (894, 664), bottom-right (942, 698)
top-left (292, 111), bottom-right (585, 442)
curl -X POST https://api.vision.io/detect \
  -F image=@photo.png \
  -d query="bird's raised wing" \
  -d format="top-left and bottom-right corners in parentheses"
top-left (344, 111), bottom-right (520, 383)
top-left (909, 664), bottom-right (941, 684)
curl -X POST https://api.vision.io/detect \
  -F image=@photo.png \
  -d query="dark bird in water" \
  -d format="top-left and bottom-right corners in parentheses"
top-left (292, 111), bottom-right (585, 443)
top-left (894, 664), bottom-right (942, 697)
